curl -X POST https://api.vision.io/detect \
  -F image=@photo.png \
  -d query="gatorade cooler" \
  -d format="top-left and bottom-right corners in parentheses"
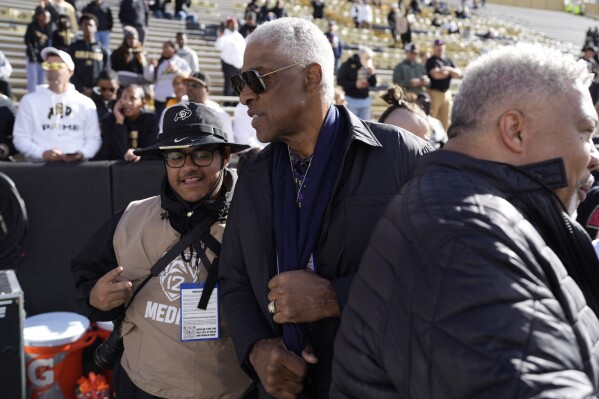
top-left (24, 312), bottom-right (95, 399)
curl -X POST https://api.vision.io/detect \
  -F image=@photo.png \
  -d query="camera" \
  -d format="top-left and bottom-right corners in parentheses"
top-left (94, 316), bottom-right (124, 369)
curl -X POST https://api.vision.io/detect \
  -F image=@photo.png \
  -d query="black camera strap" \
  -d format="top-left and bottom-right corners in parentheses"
top-left (192, 231), bottom-right (221, 310)
top-left (123, 215), bottom-right (218, 313)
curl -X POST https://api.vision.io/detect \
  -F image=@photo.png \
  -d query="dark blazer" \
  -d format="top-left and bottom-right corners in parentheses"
top-left (219, 105), bottom-right (432, 398)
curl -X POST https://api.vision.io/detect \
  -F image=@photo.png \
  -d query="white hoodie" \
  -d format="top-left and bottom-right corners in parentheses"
top-left (13, 84), bottom-right (101, 161)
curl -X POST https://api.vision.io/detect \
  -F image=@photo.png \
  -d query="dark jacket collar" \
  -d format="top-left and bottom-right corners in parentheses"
top-left (251, 104), bottom-right (381, 166)
top-left (415, 149), bottom-right (569, 194)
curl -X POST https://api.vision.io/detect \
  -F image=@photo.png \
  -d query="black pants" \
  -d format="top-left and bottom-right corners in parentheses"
top-left (133, 25), bottom-right (148, 44)
top-left (0, 79), bottom-right (12, 99)
top-left (221, 60), bottom-right (241, 97)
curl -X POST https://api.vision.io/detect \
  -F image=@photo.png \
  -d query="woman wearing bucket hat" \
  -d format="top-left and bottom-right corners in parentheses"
top-left (72, 102), bottom-right (254, 398)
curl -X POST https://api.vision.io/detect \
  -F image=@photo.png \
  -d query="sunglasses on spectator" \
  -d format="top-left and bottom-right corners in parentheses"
top-left (162, 148), bottom-right (219, 168)
top-left (230, 62), bottom-right (303, 96)
top-left (42, 62), bottom-right (67, 71)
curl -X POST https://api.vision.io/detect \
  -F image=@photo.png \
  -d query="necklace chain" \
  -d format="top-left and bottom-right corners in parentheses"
top-left (288, 145), bottom-right (313, 206)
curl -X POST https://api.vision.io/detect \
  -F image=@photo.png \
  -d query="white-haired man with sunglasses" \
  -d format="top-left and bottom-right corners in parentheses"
top-left (219, 17), bottom-right (433, 398)
top-left (13, 47), bottom-right (101, 162)
top-left (72, 102), bottom-right (255, 398)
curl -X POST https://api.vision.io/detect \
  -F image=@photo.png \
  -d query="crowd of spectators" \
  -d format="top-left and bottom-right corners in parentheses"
top-left (0, 0), bottom-right (591, 171)
top-left (4, 0), bottom-right (298, 163)
top-left (5, 0), bottom-right (599, 397)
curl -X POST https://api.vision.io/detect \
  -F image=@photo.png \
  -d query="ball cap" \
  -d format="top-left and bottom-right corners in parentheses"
top-left (123, 25), bottom-right (139, 39)
top-left (134, 103), bottom-right (250, 156)
top-left (405, 43), bottom-right (418, 53)
top-left (41, 47), bottom-right (75, 71)
top-left (434, 39), bottom-right (446, 46)
top-left (184, 71), bottom-right (210, 88)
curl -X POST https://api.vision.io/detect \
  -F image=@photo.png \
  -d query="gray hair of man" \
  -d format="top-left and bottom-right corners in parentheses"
top-left (449, 43), bottom-right (592, 139)
top-left (246, 17), bottom-right (335, 105)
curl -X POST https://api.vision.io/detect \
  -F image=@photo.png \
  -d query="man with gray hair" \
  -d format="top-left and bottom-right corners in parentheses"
top-left (219, 17), bottom-right (431, 398)
top-left (332, 43), bottom-right (599, 398)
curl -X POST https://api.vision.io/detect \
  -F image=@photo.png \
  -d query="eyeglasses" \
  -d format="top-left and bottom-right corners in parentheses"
top-left (42, 61), bottom-right (66, 71)
top-left (184, 82), bottom-right (206, 89)
top-left (162, 148), bottom-right (218, 168)
top-left (230, 62), bottom-right (303, 96)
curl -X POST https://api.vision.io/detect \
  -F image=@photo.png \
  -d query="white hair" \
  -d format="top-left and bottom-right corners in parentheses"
top-left (450, 43), bottom-right (592, 138)
top-left (246, 17), bottom-right (335, 104)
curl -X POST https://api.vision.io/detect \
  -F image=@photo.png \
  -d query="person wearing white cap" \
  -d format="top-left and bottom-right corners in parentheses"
top-left (13, 47), bottom-right (101, 162)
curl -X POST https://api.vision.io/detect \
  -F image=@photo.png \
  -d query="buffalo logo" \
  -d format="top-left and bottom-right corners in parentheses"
top-left (159, 251), bottom-right (199, 301)
top-left (174, 109), bottom-right (192, 122)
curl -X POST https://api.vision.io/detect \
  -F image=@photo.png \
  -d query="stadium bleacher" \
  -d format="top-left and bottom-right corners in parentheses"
top-left (0, 0), bottom-right (582, 120)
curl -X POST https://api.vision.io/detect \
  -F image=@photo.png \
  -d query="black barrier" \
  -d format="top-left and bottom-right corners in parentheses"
top-left (0, 161), bottom-right (164, 316)
top-left (111, 161), bottom-right (164, 212)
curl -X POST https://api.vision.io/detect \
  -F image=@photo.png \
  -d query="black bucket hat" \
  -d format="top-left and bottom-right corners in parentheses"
top-left (134, 102), bottom-right (249, 156)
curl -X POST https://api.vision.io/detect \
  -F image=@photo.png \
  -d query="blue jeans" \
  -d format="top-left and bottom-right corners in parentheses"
top-left (26, 61), bottom-right (45, 92)
top-left (175, 10), bottom-right (197, 22)
top-left (153, 10), bottom-right (173, 19)
top-left (346, 95), bottom-right (372, 120)
top-left (96, 31), bottom-right (110, 51)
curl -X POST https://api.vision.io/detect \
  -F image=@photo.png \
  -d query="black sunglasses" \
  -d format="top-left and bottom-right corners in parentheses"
top-left (162, 148), bottom-right (219, 168)
top-left (230, 62), bottom-right (303, 96)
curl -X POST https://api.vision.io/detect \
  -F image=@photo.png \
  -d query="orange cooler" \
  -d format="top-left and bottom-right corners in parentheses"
top-left (24, 312), bottom-right (95, 399)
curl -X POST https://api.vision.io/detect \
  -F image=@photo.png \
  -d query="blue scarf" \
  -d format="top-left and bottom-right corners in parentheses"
top-left (272, 105), bottom-right (347, 355)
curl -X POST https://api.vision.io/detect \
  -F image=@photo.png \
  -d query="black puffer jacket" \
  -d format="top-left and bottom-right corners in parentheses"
top-left (331, 150), bottom-right (599, 398)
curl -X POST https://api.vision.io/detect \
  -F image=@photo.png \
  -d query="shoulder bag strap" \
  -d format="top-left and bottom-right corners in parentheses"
top-left (123, 215), bottom-right (217, 312)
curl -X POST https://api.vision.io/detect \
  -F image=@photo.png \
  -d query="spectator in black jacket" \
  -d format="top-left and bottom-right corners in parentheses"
top-left (119, 0), bottom-right (149, 44)
top-left (238, 12), bottom-right (257, 38)
top-left (91, 68), bottom-right (119, 126)
top-left (38, 0), bottom-right (61, 29)
top-left (95, 84), bottom-right (158, 161)
top-left (324, 20), bottom-right (342, 71)
top-left (52, 15), bottom-right (75, 52)
top-left (25, 8), bottom-right (53, 93)
top-left (271, 0), bottom-right (288, 19)
top-left (68, 14), bottom-right (109, 96)
top-left (110, 26), bottom-right (146, 79)
top-left (311, 0), bottom-right (325, 19)
top-left (82, 0), bottom-right (113, 50)
top-left (219, 17), bottom-right (431, 399)
top-left (0, 94), bottom-right (16, 160)
top-left (337, 46), bottom-right (376, 120)
top-left (332, 42), bottom-right (599, 399)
